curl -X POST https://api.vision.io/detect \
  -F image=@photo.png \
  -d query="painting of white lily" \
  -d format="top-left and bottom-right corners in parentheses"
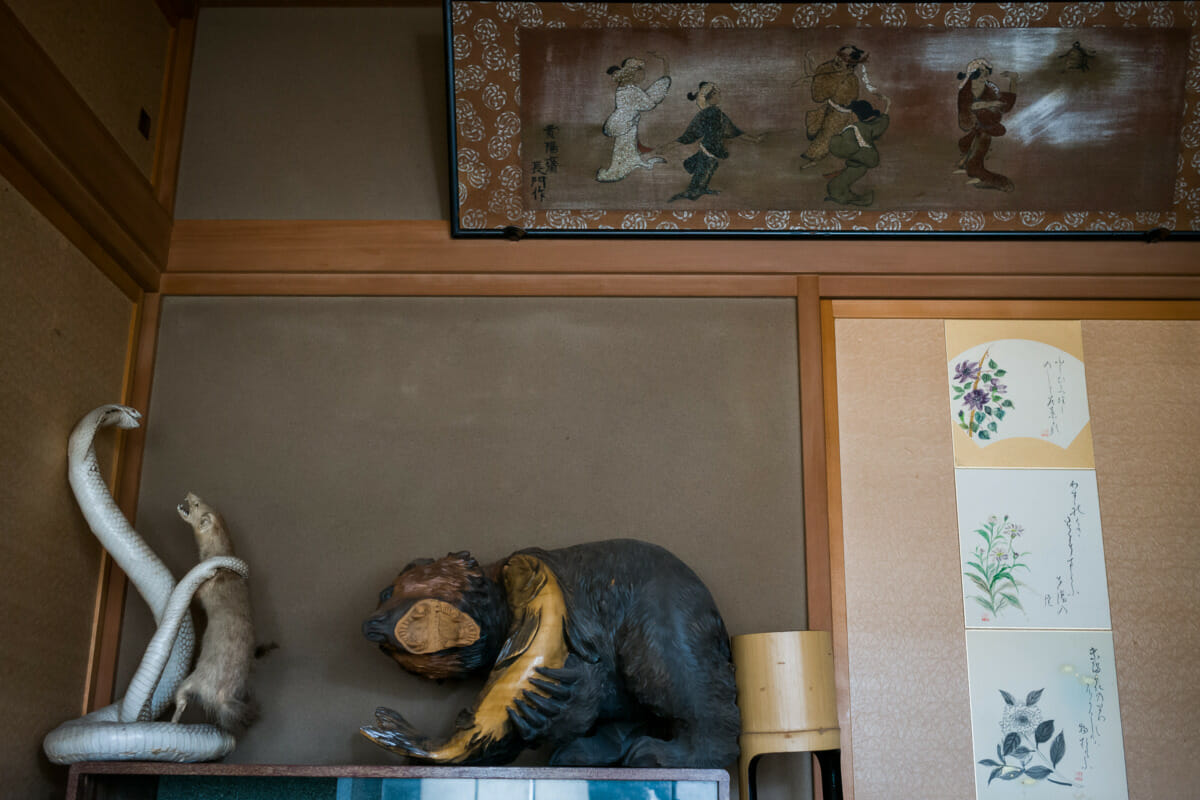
top-left (955, 469), bottom-right (1111, 629)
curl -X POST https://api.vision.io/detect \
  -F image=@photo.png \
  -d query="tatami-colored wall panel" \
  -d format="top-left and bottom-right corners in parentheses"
top-left (835, 318), bottom-right (973, 800)
top-left (174, 7), bottom-right (448, 220)
top-left (0, 176), bottom-right (134, 798)
top-left (118, 296), bottom-right (807, 797)
top-left (6, 0), bottom-right (169, 179)
top-left (836, 314), bottom-right (1200, 800)
top-left (1084, 320), bottom-right (1200, 799)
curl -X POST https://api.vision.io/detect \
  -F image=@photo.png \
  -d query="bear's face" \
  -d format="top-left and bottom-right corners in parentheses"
top-left (363, 552), bottom-right (509, 680)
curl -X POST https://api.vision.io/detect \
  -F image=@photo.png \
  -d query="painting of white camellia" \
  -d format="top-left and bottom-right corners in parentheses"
top-left (947, 339), bottom-right (1090, 450)
top-left (966, 630), bottom-right (1128, 800)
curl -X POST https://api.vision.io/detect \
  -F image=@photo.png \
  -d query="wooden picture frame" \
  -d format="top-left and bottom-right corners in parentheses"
top-left (445, 1), bottom-right (1200, 238)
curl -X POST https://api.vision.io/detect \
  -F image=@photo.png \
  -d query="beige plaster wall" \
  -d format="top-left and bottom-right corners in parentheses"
top-left (1083, 320), bottom-right (1200, 799)
top-left (0, 175), bottom-right (134, 798)
top-left (174, 6), bottom-right (448, 219)
top-left (835, 319), bottom-right (972, 800)
top-left (7, 0), bottom-right (169, 179)
top-left (835, 316), bottom-right (1200, 800)
top-left (119, 295), bottom-right (808, 797)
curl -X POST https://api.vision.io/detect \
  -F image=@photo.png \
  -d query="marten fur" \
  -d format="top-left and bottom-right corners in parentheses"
top-left (171, 493), bottom-right (258, 734)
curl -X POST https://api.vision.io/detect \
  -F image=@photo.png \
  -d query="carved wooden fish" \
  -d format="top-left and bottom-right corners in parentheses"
top-left (361, 554), bottom-right (571, 763)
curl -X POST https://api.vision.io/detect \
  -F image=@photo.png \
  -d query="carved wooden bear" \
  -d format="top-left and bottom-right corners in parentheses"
top-left (361, 539), bottom-right (740, 767)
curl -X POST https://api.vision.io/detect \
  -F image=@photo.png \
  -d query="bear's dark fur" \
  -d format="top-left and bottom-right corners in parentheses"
top-left (362, 539), bottom-right (740, 768)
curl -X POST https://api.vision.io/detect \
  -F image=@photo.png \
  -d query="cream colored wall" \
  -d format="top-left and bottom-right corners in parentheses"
top-left (0, 175), bottom-right (134, 798)
top-left (119, 297), bottom-right (807, 798)
top-left (835, 316), bottom-right (1200, 800)
top-left (6, 0), bottom-right (169, 179)
top-left (836, 319), bottom-right (972, 800)
top-left (174, 6), bottom-right (448, 220)
top-left (1082, 320), bottom-right (1200, 799)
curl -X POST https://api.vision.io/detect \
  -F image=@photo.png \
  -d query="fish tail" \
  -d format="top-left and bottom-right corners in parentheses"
top-left (360, 706), bottom-right (437, 760)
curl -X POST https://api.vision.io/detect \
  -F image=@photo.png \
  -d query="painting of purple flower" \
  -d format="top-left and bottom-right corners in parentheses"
top-left (950, 346), bottom-right (1015, 441)
top-left (964, 388), bottom-right (991, 411)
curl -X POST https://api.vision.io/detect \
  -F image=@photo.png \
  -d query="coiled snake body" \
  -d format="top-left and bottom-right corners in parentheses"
top-left (42, 404), bottom-right (249, 763)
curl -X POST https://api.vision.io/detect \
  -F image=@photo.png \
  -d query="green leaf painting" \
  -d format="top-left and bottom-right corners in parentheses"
top-left (976, 688), bottom-right (1074, 788)
top-left (963, 514), bottom-right (1030, 621)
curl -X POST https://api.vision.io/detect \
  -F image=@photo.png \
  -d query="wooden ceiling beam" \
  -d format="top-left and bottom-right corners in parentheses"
top-left (0, 2), bottom-right (168, 291)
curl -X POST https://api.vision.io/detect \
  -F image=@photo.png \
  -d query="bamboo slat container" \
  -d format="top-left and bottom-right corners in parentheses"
top-left (732, 631), bottom-right (841, 800)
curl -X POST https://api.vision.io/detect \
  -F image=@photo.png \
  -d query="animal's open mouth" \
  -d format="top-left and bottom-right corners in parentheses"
top-left (177, 502), bottom-right (190, 516)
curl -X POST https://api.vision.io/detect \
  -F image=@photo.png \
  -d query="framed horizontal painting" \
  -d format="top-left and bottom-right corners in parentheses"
top-left (444, 1), bottom-right (1200, 237)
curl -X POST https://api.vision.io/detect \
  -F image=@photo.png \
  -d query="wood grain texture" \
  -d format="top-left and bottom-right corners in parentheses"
top-left (152, 16), bottom-right (196, 216)
top-left (821, 274), bottom-right (1200, 299)
top-left (7, 0), bottom-right (170, 179)
top-left (834, 319), bottom-right (972, 800)
top-left (166, 219), bottom-right (1200, 277)
top-left (159, 271), bottom-right (799, 296)
top-left (733, 631), bottom-right (839, 734)
top-left (1083, 320), bottom-right (1200, 800)
top-left (0, 2), bottom-right (167, 289)
top-left (820, 300), bottom-right (853, 800)
top-left (85, 292), bottom-right (160, 712)
top-left (798, 277), bottom-right (831, 634)
top-left (0, 135), bottom-right (141, 299)
top-left (832, 299), bottom-right (1200, 319)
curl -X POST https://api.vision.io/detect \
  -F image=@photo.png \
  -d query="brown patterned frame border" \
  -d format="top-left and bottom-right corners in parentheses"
top-left (446, 1), bottom-right (1200, 237)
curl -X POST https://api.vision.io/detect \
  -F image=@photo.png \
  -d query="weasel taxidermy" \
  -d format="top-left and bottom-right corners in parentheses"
top-left (171, 493), bottom-right (258, 734)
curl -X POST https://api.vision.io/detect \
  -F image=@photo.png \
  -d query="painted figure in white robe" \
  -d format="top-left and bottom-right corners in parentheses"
top-left (596, 54), bottom-right (671, 182)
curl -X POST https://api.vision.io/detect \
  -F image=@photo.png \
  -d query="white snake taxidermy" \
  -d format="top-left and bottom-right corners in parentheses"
top-left (42, 404), bottom-right (249, 763)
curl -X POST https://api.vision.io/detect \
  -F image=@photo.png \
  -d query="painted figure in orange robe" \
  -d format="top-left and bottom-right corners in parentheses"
top-left (955, 58), bottom-right (1019, 192)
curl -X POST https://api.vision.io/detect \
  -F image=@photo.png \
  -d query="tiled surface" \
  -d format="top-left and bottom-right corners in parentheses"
top-left (159, 777), bottom-right (719, 800)
top-left (477, 779), bottom-right (534, 800)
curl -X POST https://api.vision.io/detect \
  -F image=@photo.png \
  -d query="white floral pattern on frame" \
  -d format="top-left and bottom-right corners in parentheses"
top-left (449, 1), bottom-right (1199, 232)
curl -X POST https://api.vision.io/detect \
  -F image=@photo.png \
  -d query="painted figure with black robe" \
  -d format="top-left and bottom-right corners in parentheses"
top-left (661, 82), bottom-right (762, 202)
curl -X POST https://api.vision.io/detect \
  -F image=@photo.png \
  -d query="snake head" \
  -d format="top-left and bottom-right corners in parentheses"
top-left (97, 404), bottom-right (142, 430)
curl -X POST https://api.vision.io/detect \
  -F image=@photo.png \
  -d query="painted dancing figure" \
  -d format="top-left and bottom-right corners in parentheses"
top-left (596, 54), bottom-right (671, 182)
top-left (825, 98), bottom-right (890, 207)
top-left (662, 82), bottom-right (762, 202)
top-left (955, 57), bottom-right (1019, 192)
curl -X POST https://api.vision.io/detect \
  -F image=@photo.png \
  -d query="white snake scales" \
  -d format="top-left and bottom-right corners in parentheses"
top-left (42, 404), bottom-right (249, 763)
